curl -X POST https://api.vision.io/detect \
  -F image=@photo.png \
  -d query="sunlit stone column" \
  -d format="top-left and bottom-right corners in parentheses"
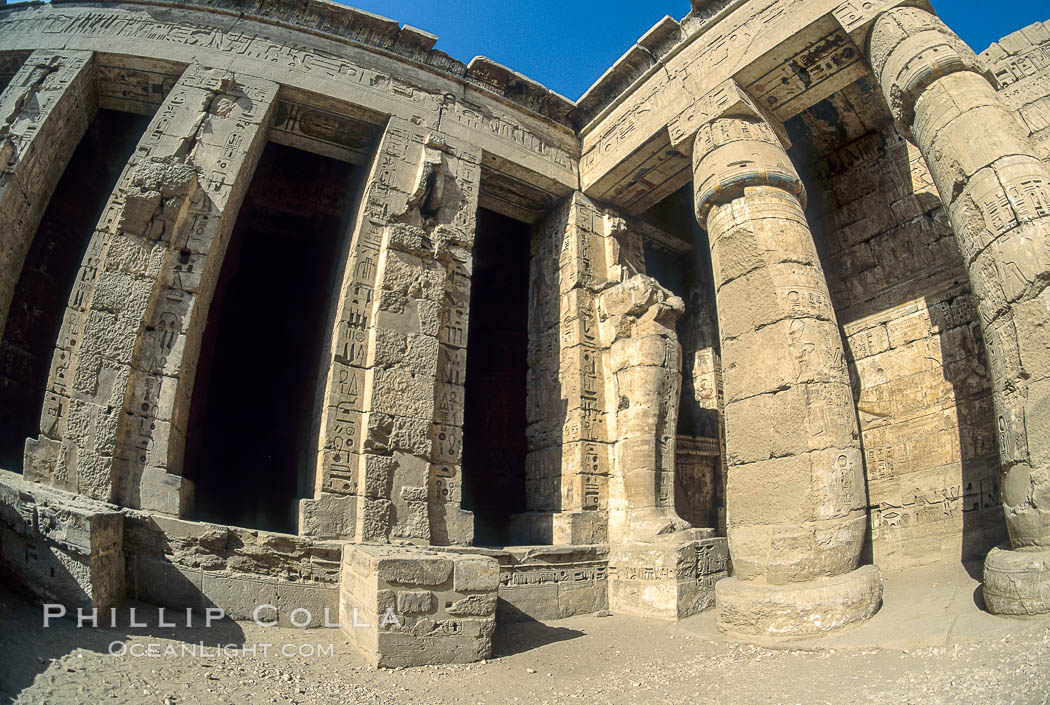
top-left (692, 114), bottom-right (881, 636)
top-left (868, 6), bottom-right (1050, 616)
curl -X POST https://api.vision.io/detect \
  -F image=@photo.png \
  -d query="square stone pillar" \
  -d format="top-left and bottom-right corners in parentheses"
top-left (524, 193), bottom-right (613, 544)
top-left (302, 119), bottom-right (481, 545)
top-left (24, 64), bottom-right (279, 514)
top-left (0, 50), bottom-right (96, 344)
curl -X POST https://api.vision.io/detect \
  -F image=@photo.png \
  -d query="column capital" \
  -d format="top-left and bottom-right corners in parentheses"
top-left (668, 78), bottom-right (791, 155)
top-left (691, 114), bottom-right (805, 223)
top-left (867, 5), bottom-right (994, 134)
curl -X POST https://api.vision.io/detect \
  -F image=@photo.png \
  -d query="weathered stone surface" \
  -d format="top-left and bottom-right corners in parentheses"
top-left (715, 565), bottom-right (883, 637)
top-left (0, 469), bottom-right (123, 609)
top-left (695, 115), bottom-right (869, 586)
top-left (341, 544), bottom-right (498, 667)
top-left (0, 50), bottom-right (96, 345)
top-left (868, 5), bottom-right (1050, 615)
top-left (608, 536), bottom-right (728, 620)
top-left (483, 545), bottom-right (610, 622)
top-left (983, 546), bottom-right (1050, 616)
top-left (692, 110), bottom-right (881, 634)
top-left (23, 63), bottom-right (279, 516)
top-left (122, 512), bottom-right (341, 626)
top-left (1, 0), bottom-right (1050, 673)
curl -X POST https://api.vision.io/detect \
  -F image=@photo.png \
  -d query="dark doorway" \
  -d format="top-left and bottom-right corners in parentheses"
top-left (183, 142), bottom-right (360, 534)
top-left (0, 109), bottom-right (151, 471)
top-left (461, 208), bottom-right (530, 546)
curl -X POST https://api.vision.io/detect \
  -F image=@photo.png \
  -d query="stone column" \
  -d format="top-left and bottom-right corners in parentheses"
top-left (301, 118), bottom-right (480, 545)
top-left (692, 113), bottom-right (882, 636)
top-left (868, 6), bottom-right (1050, 616)
top-left (24, 64), bottom-right (279, 512)
top-left (0, 50), bottom-right (96, 343)
top-left (525, 193), bottom-right (613, 545)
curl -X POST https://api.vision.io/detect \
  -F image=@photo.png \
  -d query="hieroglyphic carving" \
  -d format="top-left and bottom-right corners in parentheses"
top-left (270, 99), bottom-right (378, 164)
top-left (983, 25), bottom-right (1050, 164)
top-left (0, 49), bottom-right (96, 359)
top-left (24, 64), bottom-right (278, 513)
top-left (306, 119), bottom-right (417, 540)
top-left (832, 0), bottom-right (916, 39)
top-left (742, 27), bottom-right (865, 120)
top-left (583, 0), bottom-right (797, 178)
top-left (525, 193), bottom-right (612, 543)
top-left (694, 112), bottom-right (868, 586)
top-left (0, 6), bottom-right (577, 181)
top-left (498, 561), bottom-right (609, 587)
top-left (0, 51), bottom-right (29, 91)
top-left (871, 478), bottom-right (1001, 540)
top-left (675, 434), bottom-right (720, 528)
top-left (868, 8), bottom-right (1050, 595)
top-left (95, 58), bottom-right (182, 115)
top-left (304, 117), bottom-right (480, 544)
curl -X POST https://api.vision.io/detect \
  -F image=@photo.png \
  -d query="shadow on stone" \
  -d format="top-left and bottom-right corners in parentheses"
top-left (973, 583), bottom-right (987, 611)
top-left (491, 601), bottom-right (585, 658)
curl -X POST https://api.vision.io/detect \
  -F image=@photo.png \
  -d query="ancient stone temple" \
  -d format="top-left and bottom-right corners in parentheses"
top-left (0, 0), bottom-right (1048, 667)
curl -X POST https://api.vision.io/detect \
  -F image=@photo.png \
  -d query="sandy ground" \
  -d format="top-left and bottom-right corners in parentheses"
top-left (2, 563), bottom-right (1049, 705)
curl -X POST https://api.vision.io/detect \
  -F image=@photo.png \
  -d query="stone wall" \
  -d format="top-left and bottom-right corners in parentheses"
top-left (803, 123), bottom-right (1006, 570)
top-left (124, 513), bottom-right (342, 627)
top-left (982, 21), bottom-right (1050, 161)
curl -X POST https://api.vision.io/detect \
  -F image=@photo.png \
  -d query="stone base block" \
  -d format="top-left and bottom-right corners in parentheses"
top-left (608, 536), bottom-right (729, 620)
top-left (983, 545), bottom-right (1050, 616)
top-left (552, 512), bottom-right (608, 544)
top-left (115, 463), bottom-right (194, 515)
top-left (340, 544), bottom-right (499, 667)
top-left (490, 545), bottom-right (610, 621)
top-left (428, 503), bottom-right (474, 546)
top-left (716, 564), bottom-right (882, 637)
top-left (0, 469), bottom-right (125, 609)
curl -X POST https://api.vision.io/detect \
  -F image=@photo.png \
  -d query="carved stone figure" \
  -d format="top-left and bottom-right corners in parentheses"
top-left (600, 273), bottom-right (691, 542)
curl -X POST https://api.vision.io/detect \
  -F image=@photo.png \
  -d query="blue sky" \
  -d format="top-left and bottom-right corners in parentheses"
top-left (339, 1), bottom-right (1049, 100)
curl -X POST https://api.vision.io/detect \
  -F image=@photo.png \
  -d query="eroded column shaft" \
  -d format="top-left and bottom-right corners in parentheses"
top-left (695, 117), bottom-right (867, 583)
top-left (693, 115), bottom-right (880, 635)
top-left (869, 6), bottom-right (1050, 614)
